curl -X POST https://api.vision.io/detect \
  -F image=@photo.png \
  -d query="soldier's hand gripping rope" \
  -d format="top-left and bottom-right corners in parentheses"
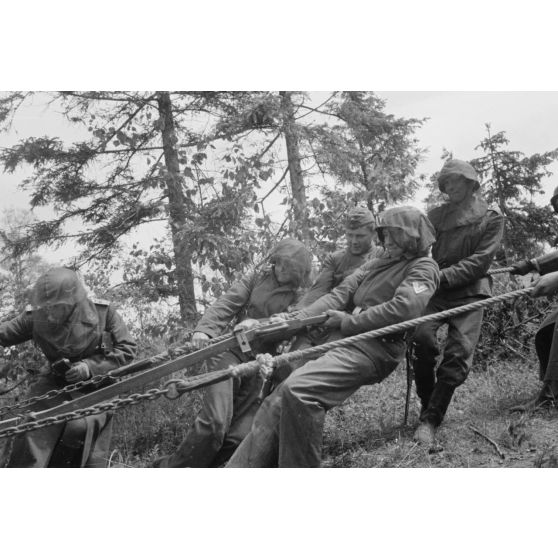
top-left (0, 287), bottom-right (535, 441)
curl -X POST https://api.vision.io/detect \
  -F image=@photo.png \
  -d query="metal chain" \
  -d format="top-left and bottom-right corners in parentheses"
top-left (0, 273), bottom-right (515, 418)
top-left (0, 287), bottom-right (533, 439)
top-left (0, 363), bottom-right (251, 439)
top-left (0, 332), bottom-right (230, 417)
top-left (0, 388), bottom-right (171, 440)
top-left (165, 287), bottom-right (537, 398)
top-left (0, 375), bottom-right (111, 418)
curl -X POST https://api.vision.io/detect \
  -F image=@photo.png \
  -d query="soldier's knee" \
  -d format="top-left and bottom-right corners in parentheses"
top-left (446, 369), bottom-right (469, 387)
top-left (438, 362), bottom-right (469, 387)
top-left (447, 338), bottom-right (475, 363)
top-left (281, 376), bottom-right (305, 406)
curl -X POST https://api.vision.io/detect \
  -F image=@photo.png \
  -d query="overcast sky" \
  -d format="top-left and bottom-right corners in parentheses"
top-left (379, 91), bottom-right (558, 203)
top-left (2, 91), bottom-right (558, 262)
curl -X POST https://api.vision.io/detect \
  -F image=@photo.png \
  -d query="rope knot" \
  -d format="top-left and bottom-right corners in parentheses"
top-left (256, 353), bottom-right (275, 381)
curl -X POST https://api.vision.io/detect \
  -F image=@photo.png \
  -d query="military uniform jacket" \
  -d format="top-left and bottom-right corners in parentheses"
top-left (0, 302), bottom-right (137, 377)
top-left (295, 245), bottom-right (382, 309)
top-left (195, 271), bottom-right (302, 338)
top-left (428, 197), bottom-right (504, 299)
top-left (298, 255), bottom-right (439, 364)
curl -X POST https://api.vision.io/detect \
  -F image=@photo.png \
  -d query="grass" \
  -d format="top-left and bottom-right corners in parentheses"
top-left (108, 348), bottom-right (558, 468)
top-left (321, 357), bottom-right (558, 468)
top-left (3, 336), bottom-right (557, 468)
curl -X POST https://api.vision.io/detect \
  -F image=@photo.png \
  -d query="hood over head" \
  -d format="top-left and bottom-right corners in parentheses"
top-left (437, 159), bottom-right (480, 193)
top-left (268, 238), bottom-right (313, 288)
top-left (31, 267), bottom-right (100, 360)
top-left (376, 206), bottom-right (436, 258)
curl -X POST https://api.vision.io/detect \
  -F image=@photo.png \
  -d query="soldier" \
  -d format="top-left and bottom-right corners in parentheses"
top-left (0, 267), bottom-right (136, 467)
top-left (294, 206), bottom-right (382, 309)
top-left (510, 185), bottom-right (558, 409)
top-left (275, 207), bottom-right (383, 377)
top-left (227, 206), bottom-right (439, 468)
top-left (153, 238), bottom-right (313, 468)
top-left (412, 159), bottom-right (505, 446)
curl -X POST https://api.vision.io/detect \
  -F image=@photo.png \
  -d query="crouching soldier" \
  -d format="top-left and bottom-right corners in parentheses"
top-left (0, 267), bottom-right (137, 467)
top-left (226, 206), bottom-right (439, 468)
top-left (412, 159), bottom-right (504, 446)
top-left (152, 238), bottom-right (313, 468)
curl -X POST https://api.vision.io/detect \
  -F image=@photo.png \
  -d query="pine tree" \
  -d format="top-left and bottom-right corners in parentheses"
top-left (0, 91), bottom-right (270, 326)
top-left (471, 124), bottom-right (558, 261)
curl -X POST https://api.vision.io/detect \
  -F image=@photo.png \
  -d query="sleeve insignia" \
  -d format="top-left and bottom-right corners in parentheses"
top-left (412, 282), bottom-right (428, 294)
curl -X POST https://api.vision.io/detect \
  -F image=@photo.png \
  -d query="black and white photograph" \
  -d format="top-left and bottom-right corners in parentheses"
top-left (2, 90), bottom-right (558, 469)
top-left (1, 1), bottom-right (556, 556)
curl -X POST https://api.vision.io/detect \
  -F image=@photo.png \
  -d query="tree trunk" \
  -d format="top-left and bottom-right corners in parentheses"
top-left (280, 91), bottom-right (309, 243)
top-left (156, 91), bottom-right (197, 327)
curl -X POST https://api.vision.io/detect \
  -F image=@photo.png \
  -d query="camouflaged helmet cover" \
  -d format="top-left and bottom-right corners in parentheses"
top-left (31, 267), bottom-right (100, 359)
top-left (377, 206), bottom-right (436, 257)
top-left (437, 159), bottom-right (480, 193)
top-left (345, 207), bottom-right (376, 230)
top-left (268, 238), bottom-right (313, 288)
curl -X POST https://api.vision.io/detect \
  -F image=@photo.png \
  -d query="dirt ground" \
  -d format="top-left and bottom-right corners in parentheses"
top-left (321, 359), bottom-right (558, 468)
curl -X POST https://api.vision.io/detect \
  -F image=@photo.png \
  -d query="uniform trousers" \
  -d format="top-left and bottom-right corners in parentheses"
top-left (156, 350), bottom-right (263, 467)
top-left (227, 340), bottom-right (399, 468)
top-left (535, 308), bottom-right (558, 382)
top-left (413, 294), bottom-right (484, 426)
top-left (7, 373), bottom-right (112, 468)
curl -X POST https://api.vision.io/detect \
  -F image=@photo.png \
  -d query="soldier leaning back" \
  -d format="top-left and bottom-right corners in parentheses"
top-left (152, 238), bottom-right (313, 468)
top-left (226, 206), bottom-right (439, 467)
top-left (276, 206), bottom-right (384, 379)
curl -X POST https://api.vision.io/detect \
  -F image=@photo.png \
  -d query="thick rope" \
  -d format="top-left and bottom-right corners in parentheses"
top-left (486, 266), bottom-right (515, 275)
top-left (0, 286), bottom-right (534, 439)
top-left (0, 331), bottom-right (231, 417)
top-left (171, 286), bottom-right (535, 390)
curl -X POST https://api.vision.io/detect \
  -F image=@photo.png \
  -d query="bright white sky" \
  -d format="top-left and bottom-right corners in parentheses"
top-left (380, 91), bottom-right (558, 195)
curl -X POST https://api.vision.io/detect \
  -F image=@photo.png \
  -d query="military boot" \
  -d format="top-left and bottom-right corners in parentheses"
top-left (413, 421), bottom-right (437, 446)
top-left (419, 382), bottom-right (455, 427)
